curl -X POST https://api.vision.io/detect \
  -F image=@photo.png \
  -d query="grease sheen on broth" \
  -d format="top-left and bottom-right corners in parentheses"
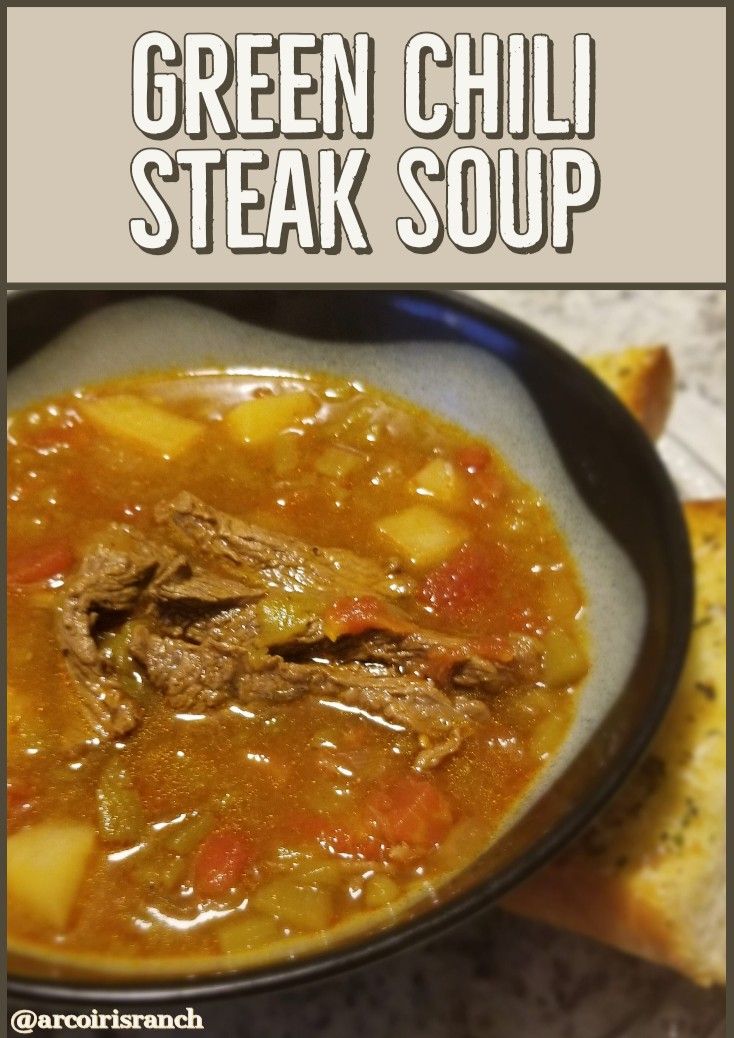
top-left (7, 368), bottom-right (588, 976)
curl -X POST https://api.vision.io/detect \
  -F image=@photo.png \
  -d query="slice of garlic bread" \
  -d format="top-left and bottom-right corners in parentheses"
top-left (586, 346), bottom-right (674, 439)
top-left (504, 499), bottom-right (726, 985)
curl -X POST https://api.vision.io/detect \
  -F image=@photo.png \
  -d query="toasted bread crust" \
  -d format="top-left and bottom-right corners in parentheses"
top-left (504, 500), bottom-right (726, 986)
top-left (586, 346), bottom-right (674, 440)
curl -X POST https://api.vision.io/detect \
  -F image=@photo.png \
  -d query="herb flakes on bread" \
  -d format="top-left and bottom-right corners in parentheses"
top-left (504, 344), bottom-right (725, 990)
top-left (586, 345), bottom-right (674, 439)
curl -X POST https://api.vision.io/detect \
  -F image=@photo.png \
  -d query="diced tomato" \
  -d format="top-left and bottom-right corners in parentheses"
top-left (8, 542), bottom-right (76, 586)
top-left (317, 821), bottom-right (381, 859)
top-left (279, 811), bottom-right (381, 860)
top-left (323, 595), bottom-right (412, 640)
top-left (455, 444), bottom-right (506, 501)
top-left (193, 829), bottom-right (256, 897)
top-left (419, 542), bottom-right (498, 621)
top-left (367, 776), bottom-right (453, 848)
top-left (454, 444), bottom-right (492, 475)
top-left (420, 543), bottom-right (540, 635)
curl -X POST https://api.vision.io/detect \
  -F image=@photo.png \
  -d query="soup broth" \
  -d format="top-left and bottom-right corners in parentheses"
top-left (7, 368), bottom-right (587, 975)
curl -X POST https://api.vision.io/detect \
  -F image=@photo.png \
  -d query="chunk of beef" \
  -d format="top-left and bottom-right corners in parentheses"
top-left (128, 624), bottom-right (486, 770)
top-left (129, 628), bottom-right (304, 710)
top-left (58, 530), bottom-right (261, 743)
top-left (266, 660), bottom-right (488, 772)
top-left (149, 565), bottom-right (253, 608)
top-left (152, 601), bottom-right (261, 651)
top-left (156, 492), bottom-right (414, 598)
top-left (154, 496), bottom-right (541, 696)
top-left (129, 628), bottom-right (237, 712)
top-left (285, 629), bottom-right (541, 696)
top-left (450, 636), bottom-right (540, 691)
top-left (59, 496), bottom-right (536, 770)
top-left (58, 541), bottom-right (159, 741)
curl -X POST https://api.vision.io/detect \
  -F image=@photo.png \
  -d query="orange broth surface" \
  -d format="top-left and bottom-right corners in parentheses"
top-left (7, 369), bottom-right (588, 973)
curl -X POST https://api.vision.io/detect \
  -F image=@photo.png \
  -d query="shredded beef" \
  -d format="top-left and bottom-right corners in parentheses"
top-left (58, 495), bottom-right (540, 768)
top-left (58, 542), bottom-right (159, 740)
top-left (285, 628), bottom-right (540, 696)
top-left (156, 492), bottom-right (415, 598)
top-left (128, 628), bottom-right (484, 771)
top-left (57, 530), bottom-right (261, 742)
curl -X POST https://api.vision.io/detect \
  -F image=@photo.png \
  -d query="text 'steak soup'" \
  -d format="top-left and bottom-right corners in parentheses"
top-left (7, 369), bottom-right (588, 976)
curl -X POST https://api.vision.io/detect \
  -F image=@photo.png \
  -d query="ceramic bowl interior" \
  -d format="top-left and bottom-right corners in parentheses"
top-left (6, 289), bottom-right (692, 1003)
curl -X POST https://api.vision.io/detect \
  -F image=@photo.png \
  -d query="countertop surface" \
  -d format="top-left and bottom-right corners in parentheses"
top-left (11, 290), bottom-right (726, 1037)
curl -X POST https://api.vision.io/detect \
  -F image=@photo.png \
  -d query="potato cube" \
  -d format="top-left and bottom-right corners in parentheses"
top-left (376, 505), bottom-right (467, 567)
top-left (225, 391), bottom-right (318, 446)
top-left (411, 458), bottom-right (460, 504)
top-left (7, 821), bottom-right (95, 929)
top-left (218, 911), bottom-right (281, 954)
top-left (81, 395), bottom-right (203, 458)
top-left (314, 446), bottom-right (362, 479)
top-left (363, 873), bottom-right (400, 909)
top-left (251, 878), bottom-right (333, 932)
top-left (529, 711), bottom-right (570, 761)
top-left (541, 630), bottom-right (589, 688)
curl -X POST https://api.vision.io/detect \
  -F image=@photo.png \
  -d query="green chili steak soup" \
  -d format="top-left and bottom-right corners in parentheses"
top-left (7, 368), bottom-right (588, 976)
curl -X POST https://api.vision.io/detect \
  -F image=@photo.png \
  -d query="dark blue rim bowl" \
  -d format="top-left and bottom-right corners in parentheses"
top-left (7, 289), bottom-right (693, 1005)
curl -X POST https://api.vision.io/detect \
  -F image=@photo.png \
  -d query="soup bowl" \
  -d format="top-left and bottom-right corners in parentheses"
top-left (6, 289), bottom-right (692, 1003)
